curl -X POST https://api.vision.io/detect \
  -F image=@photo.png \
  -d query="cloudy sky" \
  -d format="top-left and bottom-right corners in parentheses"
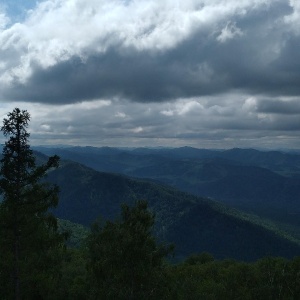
top-left (0, 0), bottom-right (300, 149)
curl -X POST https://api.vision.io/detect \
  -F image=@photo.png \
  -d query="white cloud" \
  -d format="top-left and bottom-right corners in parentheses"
top-left (0, 0), bottom-right (280, 87)
top-left (115, 112), bottom-right (126, 118)
top-left (285, 0), bottom-right (300, 33)
top-left (161, 99), bottom-right (204, 116)
top-left (75, 99), bottom-right (111, 110)
top-left (176, 100), bottom-right (204, 115)
top-left (242, 97), bottom-right (258, 112)
top-left (217, 21), bottom-right (243, 43)
top-left (0, 1), bottom-right (300, 149)
top-left (40, 123), bottom-right (51, 131)
top-left (1, 93), bottom-right (300, 149)
top-left (161, 109), bottom-right (174, 117)
top-left (131, 126), bottom-right (143, 133)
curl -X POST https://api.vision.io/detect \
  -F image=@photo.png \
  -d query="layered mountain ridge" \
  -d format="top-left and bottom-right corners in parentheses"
top-left (32, 147), bottom-right (300, 261)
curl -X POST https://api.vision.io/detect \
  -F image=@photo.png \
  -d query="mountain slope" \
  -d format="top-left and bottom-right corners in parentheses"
top-left (36, 146), bottom-right (300, 233)
top-left (46, 160), bottom-right (300, 261)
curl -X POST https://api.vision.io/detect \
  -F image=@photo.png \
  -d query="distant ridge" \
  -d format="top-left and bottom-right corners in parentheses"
top-left (43, 158), bottom-right (300, 261)
top-left (35, 146), bottom-right (300, 226)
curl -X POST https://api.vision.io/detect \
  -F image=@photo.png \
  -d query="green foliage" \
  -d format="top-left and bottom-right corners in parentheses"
top-left (57, 219), bottom-right (89, 248)
top-left (168, 255), bottom-right (300, 300)
top-left (87, 200), bottom-right (173, 299)
top-left (0, 108), bottom-right (66, 299)
top-left (48, 248), bottom-right (89, 300)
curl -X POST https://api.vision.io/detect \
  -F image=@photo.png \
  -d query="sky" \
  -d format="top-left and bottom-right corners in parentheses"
top-left (0, 0), bottom-right (300, 149)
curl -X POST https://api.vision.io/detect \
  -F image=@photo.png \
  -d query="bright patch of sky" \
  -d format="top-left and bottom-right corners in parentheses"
top-left (1, 0), bottom-right (40, 23)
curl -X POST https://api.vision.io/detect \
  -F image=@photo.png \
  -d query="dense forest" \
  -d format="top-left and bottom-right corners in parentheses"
top-left (0, 108), bottom-right (299, 299)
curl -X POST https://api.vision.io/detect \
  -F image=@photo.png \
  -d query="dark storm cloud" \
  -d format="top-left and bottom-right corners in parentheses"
top-left (255, 99), bottom-right (300, 115)
top-left (204, 2), bottom-right (300, 96)
top-left (3, 47), bottom-right (226, 104)
top-left (2, 0), bottom-right (300, 105)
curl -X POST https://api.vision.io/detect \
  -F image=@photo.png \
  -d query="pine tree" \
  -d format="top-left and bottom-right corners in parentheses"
top-left (0, 108), bottom-right (65, 299)
top-left (87, 200), bottom-right (173, 300)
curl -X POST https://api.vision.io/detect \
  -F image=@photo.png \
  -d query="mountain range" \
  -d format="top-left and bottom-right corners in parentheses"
top-left (35, 146), bottom-right (300, 231)
top-left (31, 147), bottom-right (300, 261)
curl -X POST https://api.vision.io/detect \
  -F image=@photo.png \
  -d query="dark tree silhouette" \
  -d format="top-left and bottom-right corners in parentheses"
top-left (0, 108), bottom-right (65, 299)
top-left (87, 200), bottom-right (173, 299)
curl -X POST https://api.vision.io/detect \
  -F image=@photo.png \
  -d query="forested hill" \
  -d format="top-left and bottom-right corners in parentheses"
top-left (35, 146), bottom-right (300, 238)
top-left (45, 159), bottom-right (300, 262)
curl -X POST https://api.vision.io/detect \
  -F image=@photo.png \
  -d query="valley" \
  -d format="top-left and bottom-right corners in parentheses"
top-left (33, 146), bottom-right (300, 261)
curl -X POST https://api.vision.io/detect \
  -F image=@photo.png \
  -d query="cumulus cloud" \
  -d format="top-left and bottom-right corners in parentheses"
top-left (161, 99), bottom-right (204, 116)
top-left (0, 93), bottom-right (297, 149)
top-left (0, 0), bottom-right (298, 104)
top-left (0, 0), bottom-right (299, 149)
